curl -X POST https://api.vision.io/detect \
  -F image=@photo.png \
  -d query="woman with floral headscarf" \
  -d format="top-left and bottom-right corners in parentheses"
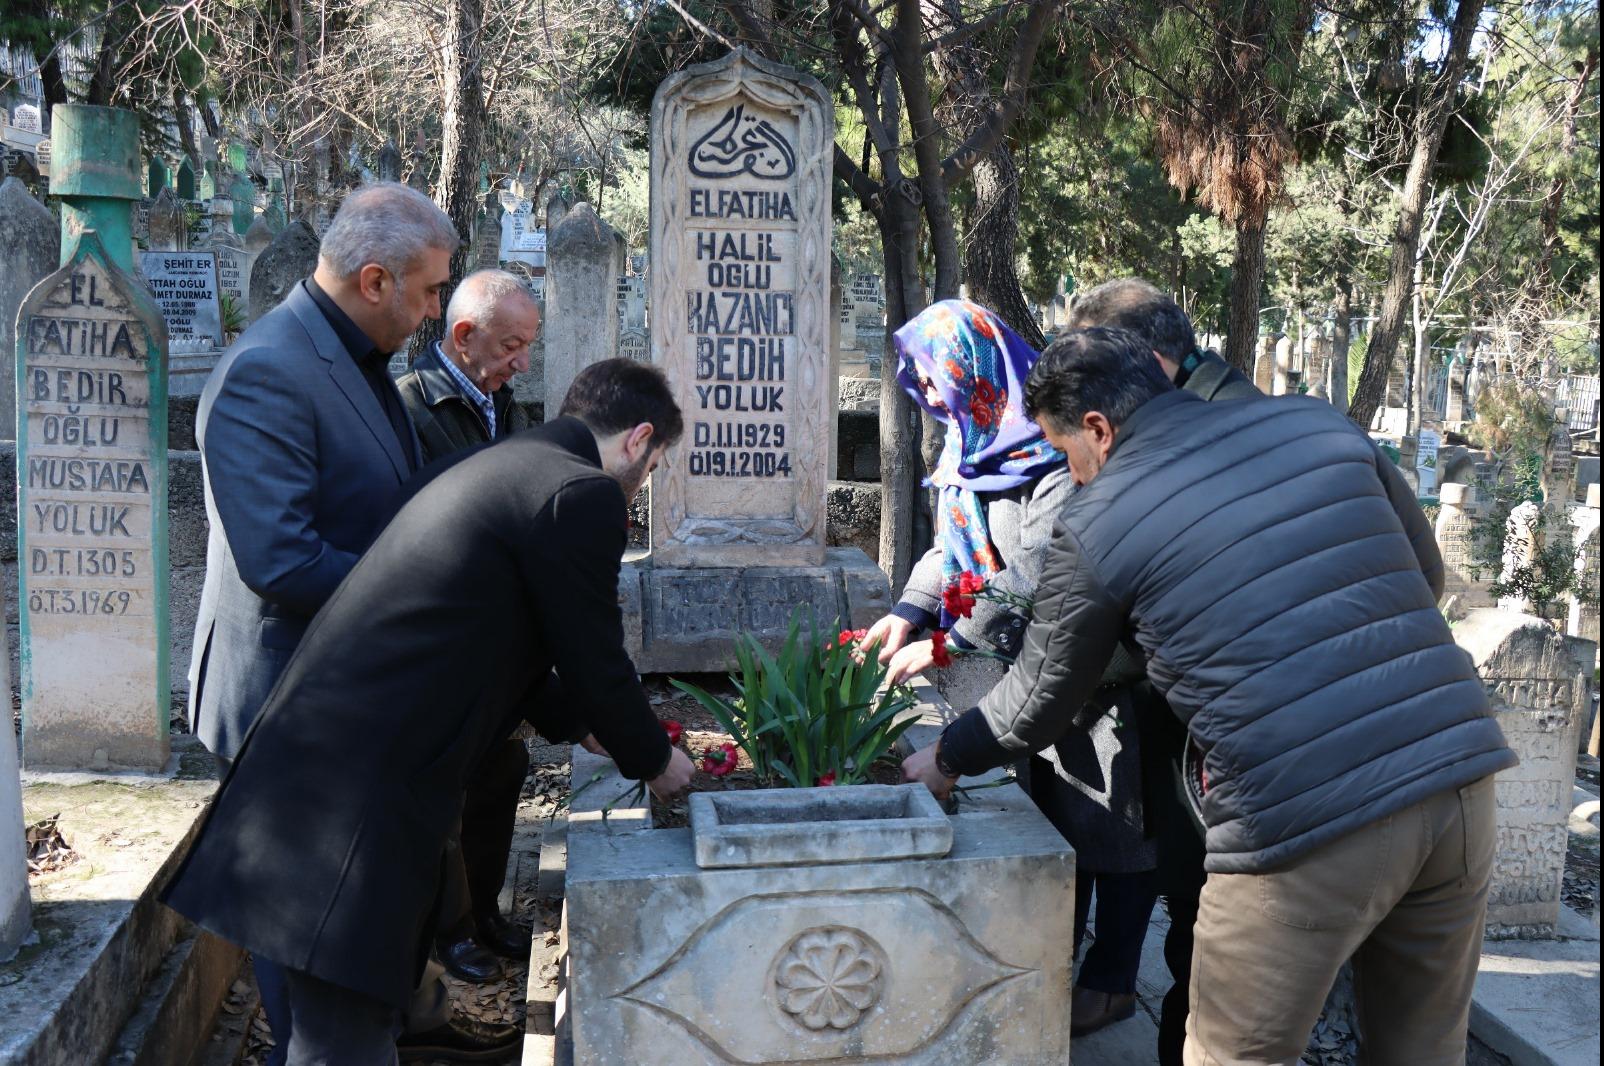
top-left (863, 299), bottom-right (1070, 684)
top-left (865, 300), bottom-right (1159, 1039)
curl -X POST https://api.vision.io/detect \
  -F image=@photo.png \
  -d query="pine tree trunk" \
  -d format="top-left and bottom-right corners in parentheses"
top-left (1329, 274), bottom-right (1352, 413)
top-left (961, 148), bottom-right (1047, 348)
top-left (409, 0), bottom-right (485, 363)
top-left (1225, 213), bottom-right (1267, 374)
top-left (1347, 0), bottom-right (1487, 430)
top-left (878, 198), bottom-right (926, 589)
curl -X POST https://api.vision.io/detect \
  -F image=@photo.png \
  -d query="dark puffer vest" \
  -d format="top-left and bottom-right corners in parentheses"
top-left (941, 391), bottom-right (1516, 873)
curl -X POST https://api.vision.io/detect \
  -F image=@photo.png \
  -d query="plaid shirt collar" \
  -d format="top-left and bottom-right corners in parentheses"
top-left (431, 342), bottom-right (496, 439)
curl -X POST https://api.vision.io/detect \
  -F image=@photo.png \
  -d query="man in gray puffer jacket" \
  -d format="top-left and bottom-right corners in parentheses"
top-left (904, 326), bottom-right (1516, 1066)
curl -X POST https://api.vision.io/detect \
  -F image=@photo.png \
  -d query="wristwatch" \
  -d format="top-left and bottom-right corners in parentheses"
top-left (933, 740), bottom-right (961, 780)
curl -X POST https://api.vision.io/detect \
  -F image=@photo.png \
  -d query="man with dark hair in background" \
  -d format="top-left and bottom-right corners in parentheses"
top-left (164, 359), bottom-right (695, 1062)
top-left (904, 327), bottom-right (1512, 1066)
top-left (1064, 277), bottom-right (1258, 1052)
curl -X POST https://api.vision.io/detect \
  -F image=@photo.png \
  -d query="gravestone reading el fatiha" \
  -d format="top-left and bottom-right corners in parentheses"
top-left (650, 48), bottom-right (832, 567)
top-left (623, 49), bottom-right (888, 673)
top-left (16, 103), bottom-right (170, 772)
top-left (1, 176), bottom-right (60, 439)
top-left (139, 250), bottom-right (224, 346)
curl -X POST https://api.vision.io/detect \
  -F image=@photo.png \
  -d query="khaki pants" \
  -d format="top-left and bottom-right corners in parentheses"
top-left (1184, 775), bottom-right (1496, 1066)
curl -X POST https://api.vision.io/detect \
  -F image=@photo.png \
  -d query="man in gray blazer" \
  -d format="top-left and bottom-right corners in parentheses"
top-left (191, 183), bottom-right (517, 1063)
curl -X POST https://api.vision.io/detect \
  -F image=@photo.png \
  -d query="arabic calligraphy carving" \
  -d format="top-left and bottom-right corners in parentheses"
top-left (689, 104), bottom-right (796, 180)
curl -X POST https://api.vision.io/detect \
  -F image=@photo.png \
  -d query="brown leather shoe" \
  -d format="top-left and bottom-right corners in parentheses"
top-left (1070, 984), bottom-right (1137, 1037)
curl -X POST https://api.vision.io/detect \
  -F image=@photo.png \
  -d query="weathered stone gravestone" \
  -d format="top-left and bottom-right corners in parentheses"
top-left (12, 103), bottom-right (42, 134)
top-left (1499, 500), bottom-right (1543, 614)
top-left (1568, 484), bottom-right (1600, 643)
top-left (650, 49), bottom-right (831, 567)
top-left (499, 198), bottom-right (544, 268)
top-left (0, 580), bottom-right (28, 960)
top-left (243, 214), bottom-right (274, 254)
top-left (544, 202), bottom-right (620, 416)
top-left (139, 250), bottom-right (223, 346)
top-left (1542, 419), bottom-right (1573, 508)
top-left (1, 176), bottom-right (59, 440)
top-left (247, 217), bottom-right (319, 325)
top-left (618, 326), bottom-right (648, 363)
top-left (16, 104), bottom-right (170, 771)
top-left (146, 187), bottom-right (184, 251)
top-left (1455, 609), bottom-right (1586, 937)
top-left (1436, 483), bottom-right (1491, 613)
top-left (622, 48), bottom-right (888, 672)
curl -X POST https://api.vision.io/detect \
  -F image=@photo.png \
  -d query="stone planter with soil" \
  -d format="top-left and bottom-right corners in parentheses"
top-left (561, 679), bottom-right (1076, 1065)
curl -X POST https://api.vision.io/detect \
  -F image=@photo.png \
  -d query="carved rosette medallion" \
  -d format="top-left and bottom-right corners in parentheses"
top-left (772, 927), bottom-right (885, 1031)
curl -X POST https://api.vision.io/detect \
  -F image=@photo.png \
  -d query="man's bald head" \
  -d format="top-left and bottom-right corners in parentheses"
top-left (442, 270), bottom-right (540, 395)
top-left (1066, 278), bottom-right (1198, 379)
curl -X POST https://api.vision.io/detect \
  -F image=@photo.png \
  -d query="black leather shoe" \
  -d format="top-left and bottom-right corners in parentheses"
top-left (397, 1017), bottom-right (520, 1062)
top-left (474, 911), bottom-right (533, 959)
top-left (437, 934), bottom-right (501, 983)
top-left (1070, 985), bottom-right (1137, 1037)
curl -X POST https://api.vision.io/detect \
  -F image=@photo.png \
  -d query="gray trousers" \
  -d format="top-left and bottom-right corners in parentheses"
top-left (283, 967), bottom-right (401, 1066)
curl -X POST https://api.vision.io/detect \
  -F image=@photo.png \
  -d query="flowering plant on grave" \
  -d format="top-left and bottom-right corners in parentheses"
top-left (672, 609), bottom-right (920, 788)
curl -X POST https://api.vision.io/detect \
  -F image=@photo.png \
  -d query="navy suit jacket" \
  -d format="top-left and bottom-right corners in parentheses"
top-left (189, 281), bottom-right (421, 757)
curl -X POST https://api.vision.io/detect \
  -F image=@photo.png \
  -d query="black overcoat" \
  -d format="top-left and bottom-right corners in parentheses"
top-left (161, 417), bottom-right (671, 1007)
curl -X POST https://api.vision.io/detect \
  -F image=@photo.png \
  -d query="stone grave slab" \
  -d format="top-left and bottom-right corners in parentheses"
top-left (139, 250), bottom-right (223, 346)
top-left (16, 233), bottom-right (170, 771)
top-left (1456, 608), bottom-right (1586, 937)
top-left (620, 548), bottom-right (890, 673)
top-left (565, 685), bottom-right (1076, 1065)
top-left (649, 49), bottom-right (832, 567)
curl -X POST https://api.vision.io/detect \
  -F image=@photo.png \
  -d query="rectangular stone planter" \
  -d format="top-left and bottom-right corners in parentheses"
top-left (564, 699), bottom-right (1076, 1065)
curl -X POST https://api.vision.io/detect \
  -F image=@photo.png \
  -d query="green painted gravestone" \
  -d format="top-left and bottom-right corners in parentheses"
top-left (15, 104), bottom-right (170, 772)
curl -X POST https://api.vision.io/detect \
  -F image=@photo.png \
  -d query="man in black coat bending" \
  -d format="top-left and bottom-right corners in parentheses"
top-left (163, 358), bottom-right (695, 1062)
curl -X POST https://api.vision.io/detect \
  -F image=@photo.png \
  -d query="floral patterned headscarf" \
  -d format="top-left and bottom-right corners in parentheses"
top-left (892, 300), bottom-right (1065, 625)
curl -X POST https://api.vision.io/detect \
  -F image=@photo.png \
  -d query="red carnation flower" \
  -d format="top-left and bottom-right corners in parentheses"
top-left (837, 628), bottom-right (856, 647)
top-left (931, 629), bottom-right (954, 669)
top-left (662, 719), bottom-right (683, 745)
top-left (817, 771), bottom-right (837, 786)
top-left (959, 571), bottom-right (986, 596)
top-left (701, 742), bottom-right (739, 777)
top-left (943, 582), bottom-right (976, 620)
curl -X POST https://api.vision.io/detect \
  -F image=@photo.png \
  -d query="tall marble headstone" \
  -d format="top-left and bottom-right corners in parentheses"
top-left (16, 104), bottom-right (170, 772)
top-left (1, 177), bottom-right (60, 439)
top-left (649, 49), bottom-right (832, 567)
top-left (1456, 609), bottom-right (1585, 937)
top-left (544, 203), bottom-right (620, 415)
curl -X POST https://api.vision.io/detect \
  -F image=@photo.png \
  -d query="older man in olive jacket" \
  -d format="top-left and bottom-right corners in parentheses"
top-left (163, 360), bottom-right (695, 1063)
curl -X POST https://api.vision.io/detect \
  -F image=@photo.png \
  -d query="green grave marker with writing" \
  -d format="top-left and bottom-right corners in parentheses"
top-left (15, 104), bottom-right (170, 772)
